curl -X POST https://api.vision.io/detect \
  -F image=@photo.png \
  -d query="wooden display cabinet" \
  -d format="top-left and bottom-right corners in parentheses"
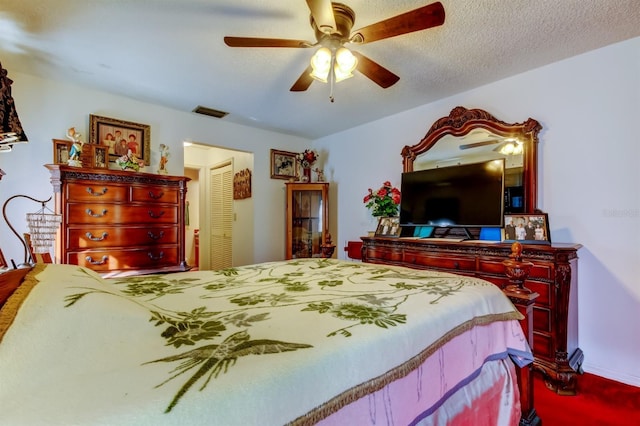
top-left (285, 182), bottom-right (330, 259)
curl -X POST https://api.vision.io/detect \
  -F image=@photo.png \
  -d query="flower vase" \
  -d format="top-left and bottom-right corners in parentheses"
top-left (302, 167), bottom-right (311, 182)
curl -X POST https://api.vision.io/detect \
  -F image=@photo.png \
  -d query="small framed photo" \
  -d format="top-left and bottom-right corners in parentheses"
top-left (503, 213), bottom-right (551, 244)
top-left (270, 149), bottom-right (297, 180)
top-left (375, 217), bottom-right (402, 238)
top-left (52, 139), bottom-right (72, 164)
top-left (89, 114), bottom-right (151, 166)
top-left (92, 144), bottom-right (108, 169)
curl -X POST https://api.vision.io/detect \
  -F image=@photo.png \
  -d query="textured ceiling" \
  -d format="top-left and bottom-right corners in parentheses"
top-left (1, 0), bottom-right (639, 139)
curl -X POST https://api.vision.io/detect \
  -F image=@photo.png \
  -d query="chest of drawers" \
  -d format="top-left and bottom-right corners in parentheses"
top-left (362, 236), bottom-right (583, 395)
top-left (46, 165), bottom-right (190, 275)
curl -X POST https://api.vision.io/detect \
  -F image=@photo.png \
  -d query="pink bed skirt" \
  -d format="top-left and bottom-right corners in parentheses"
top-left (314, 320), bottom-right (527, 425)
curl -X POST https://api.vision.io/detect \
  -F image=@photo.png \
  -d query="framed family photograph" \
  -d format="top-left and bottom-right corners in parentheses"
top-left (503, 213), bottom-right (551, 244)
top-left (89, 114), bottom-right (151, 165)
top-left (375, 217), bottom-right (402, 238)
top-left (270, 149), bottom-right (297, 180)
top-left (52, 139), bottom-right (71, 164)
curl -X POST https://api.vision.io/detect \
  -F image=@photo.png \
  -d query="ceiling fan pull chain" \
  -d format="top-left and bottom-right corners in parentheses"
top-left (329, 54), bottom-right (335, 103)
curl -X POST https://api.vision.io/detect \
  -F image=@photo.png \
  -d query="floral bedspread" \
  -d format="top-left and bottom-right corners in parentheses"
top-left (0, 259), bottom-right (525, 425)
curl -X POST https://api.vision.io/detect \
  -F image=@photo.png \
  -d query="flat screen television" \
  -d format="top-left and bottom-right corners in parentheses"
top-left (400, 159), bottom-right (505, 229)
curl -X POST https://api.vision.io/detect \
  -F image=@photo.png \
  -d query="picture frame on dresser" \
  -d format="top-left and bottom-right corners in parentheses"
top-left (375, 217), bottom-right (401, 237)
top-left (91, 144), bottom-right (108, 169)
top-left (53, 139), bottom-right (72, 164)
top-left (270, 149), bottom-right (297, 180)
top-left (89, 114), bottom-right (151, 165)
top-left (503, 213), bottom-right (551, 244)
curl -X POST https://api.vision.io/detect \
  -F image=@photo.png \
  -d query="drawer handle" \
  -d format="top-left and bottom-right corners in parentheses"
top-left (148, 251), bottom-right (164, 261)
top-left (148, 210), bottom-right (165, 219)
top-left (86, 231), bottom-right (108, 241)
top-left (86, 208), bottom-right (108, 218)
top-left (148, 191), bottom-right (164, 199)
top-left (86, 187), bottom-right (108, 196)
top-left (86, 255), bottom-right (108, 265)
top-left (148, 230), bottom-right (165, 240)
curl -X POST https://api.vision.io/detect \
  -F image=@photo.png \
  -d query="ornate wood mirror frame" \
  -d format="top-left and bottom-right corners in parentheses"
top-left (401, 106), bottom-right (542, 213)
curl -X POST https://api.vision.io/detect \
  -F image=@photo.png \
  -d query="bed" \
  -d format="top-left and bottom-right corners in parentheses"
top-left (0, 258), bottom-right (535, 425)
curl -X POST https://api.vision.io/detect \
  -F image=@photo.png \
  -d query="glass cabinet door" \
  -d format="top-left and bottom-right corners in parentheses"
top-left (285, 183), bottom-right (329, 259)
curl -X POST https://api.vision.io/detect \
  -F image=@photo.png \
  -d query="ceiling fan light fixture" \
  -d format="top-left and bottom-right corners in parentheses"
top-left (310, 47), bottom-right (332, 82)
top-left (499, 140), bottom-right (523, 155)
top-left (310, 46), bottom-right (358, 84)
top-left (334, 47), bottom-right (357, 82)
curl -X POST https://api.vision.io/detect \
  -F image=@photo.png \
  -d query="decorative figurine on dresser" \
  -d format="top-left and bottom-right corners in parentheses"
top-left (66, 127), bottom-right (84, 167)
top-left (45, 164), bottom-right (190, 276)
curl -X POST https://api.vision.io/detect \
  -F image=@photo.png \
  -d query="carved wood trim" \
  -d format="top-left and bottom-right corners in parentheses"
top-left (401, 106), bottom-right (542, 213)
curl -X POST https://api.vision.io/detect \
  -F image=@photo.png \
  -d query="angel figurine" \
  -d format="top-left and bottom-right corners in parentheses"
top-left (158, 143), bottom-right (169, 174)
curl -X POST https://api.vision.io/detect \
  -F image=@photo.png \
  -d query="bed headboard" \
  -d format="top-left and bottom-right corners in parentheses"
top-left (0, 267), bottom-right (31, 307)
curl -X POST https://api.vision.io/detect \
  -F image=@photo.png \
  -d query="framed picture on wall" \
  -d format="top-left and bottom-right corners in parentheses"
top-left (89, 114), bottom-right (151, 165)
top-left (270, 149), bottom-right (297, 180)
top-left (375, 217), bottom-right (401, 238)
top-left (503, 213), bottom-right (551, 244)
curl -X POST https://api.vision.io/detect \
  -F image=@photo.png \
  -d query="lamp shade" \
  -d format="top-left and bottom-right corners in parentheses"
top-left (0, 61), bottom-right (28, 152)
top-left (334, 48), bottom-right (357, 82)
top-left (310, 47), bottom-right (332, 83)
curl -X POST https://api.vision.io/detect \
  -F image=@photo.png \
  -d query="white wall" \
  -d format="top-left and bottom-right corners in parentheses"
top-left (314, 37), bottom-right (640, 386)
top-left (0, 73), bottom-right (310, 267)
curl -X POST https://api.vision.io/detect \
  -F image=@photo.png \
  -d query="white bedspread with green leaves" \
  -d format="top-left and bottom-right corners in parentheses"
top-left (0, 259), bottom-right (523, 425)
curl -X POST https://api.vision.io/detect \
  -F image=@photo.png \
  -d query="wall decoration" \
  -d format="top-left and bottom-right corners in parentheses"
top-left (270, 149), bottom-right (297, 180)
top-left (89, 114), bottom-right (150, 166)
top-left (503, 213), bottom-right (551, 244)
top-left (233, 168), bottom-right (252, 200)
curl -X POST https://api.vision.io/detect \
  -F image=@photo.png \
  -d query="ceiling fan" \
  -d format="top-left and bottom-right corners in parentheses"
top-left (224, 0), bottom-right (445, 92)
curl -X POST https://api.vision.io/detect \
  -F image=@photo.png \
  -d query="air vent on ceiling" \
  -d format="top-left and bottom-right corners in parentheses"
top-left (193, 105), bottom-right (229, 119)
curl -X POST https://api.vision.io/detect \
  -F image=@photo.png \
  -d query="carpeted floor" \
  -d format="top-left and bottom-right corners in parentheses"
top-left (534, 373), bottom-right (640, 425)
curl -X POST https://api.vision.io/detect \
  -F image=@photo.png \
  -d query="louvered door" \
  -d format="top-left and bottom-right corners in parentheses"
top-left (209, 163), bottom-right (233, 269)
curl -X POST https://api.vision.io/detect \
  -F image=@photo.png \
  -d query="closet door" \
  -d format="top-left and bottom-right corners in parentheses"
top-left (209, 162), bottom-right (233, 269)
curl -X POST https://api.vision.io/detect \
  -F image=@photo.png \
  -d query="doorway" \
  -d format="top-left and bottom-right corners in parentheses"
top-left (184, 143), bottom-right (254, 270)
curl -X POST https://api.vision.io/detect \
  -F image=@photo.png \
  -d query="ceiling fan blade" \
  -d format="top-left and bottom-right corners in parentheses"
top-left (350, 2), bottom-right (445, 44)
top-left (352, 52), bottom-right (400, 88)
top-left (290, 66), bottom-right (314, 91)
top-left (306, 0), bottom-right (336, 34)
top-left (459, 140), bottom-right (500, 150)
top-left (224, 36), bottom-right (312, 48)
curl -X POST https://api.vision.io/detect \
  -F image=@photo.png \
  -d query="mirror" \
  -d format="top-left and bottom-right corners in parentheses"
top-left (402, 106), bottom-right (541, 214)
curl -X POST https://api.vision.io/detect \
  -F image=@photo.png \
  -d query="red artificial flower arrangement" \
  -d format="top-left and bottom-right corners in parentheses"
top-left (363, 181), bottom-right (401, 217)
top-left (298, 149), bottom-right (318, 168)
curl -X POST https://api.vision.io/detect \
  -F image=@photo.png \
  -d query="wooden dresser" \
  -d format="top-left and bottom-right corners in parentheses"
top-left (46, 165), bottom-right (190, 275)
top-left (362, 236), bottom-right (583, 394)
